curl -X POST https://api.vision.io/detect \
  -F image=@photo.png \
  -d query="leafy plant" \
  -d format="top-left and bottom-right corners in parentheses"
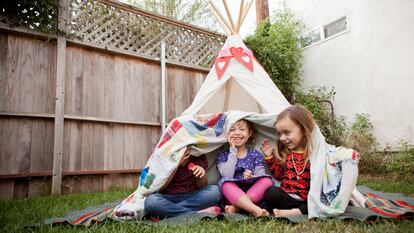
top-left (245, 10), bottom-right (304, 101)
top-left (294, 86), bottom-right (346, 145)
top-left (385, 141), bottom-right (414, 175)
top-left (127, 0), bottom-right (218, 31)
top-left (0, 0), bottom-right (57, 34)
top-left (346, 113), bottom-right (378, 156)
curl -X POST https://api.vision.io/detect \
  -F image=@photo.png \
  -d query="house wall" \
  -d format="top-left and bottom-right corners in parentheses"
top-left (285, 0), bottom-right (414, 148)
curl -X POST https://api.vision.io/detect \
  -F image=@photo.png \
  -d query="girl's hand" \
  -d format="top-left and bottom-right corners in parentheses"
top-left (260, 138), bottom-right (274, 157)
top-left (191, 165), bottom-right (206, 178)
top-left (243, 169), bottom-right (253, 179)
top-left (227, 135), bottom-right (235, 148)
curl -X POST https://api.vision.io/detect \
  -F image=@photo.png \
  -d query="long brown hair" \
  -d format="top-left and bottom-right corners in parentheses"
top-left (274, 105), bottom-right (315, 164)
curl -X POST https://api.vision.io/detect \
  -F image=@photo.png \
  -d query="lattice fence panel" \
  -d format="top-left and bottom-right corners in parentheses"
top-left (67, 0), bottom-right (225, 69)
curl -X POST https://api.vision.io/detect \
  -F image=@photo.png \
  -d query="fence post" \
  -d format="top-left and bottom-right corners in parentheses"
top-left (160, 41), bottom-right (167, 133)
top-left (51, 0), bottom-right (68, 195)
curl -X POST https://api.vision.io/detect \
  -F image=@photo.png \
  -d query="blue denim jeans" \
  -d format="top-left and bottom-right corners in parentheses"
top-left (144, 185), bottom-right (221, 219)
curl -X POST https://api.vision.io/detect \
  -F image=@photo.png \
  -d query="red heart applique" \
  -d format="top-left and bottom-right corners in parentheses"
top-left (230, 47), bottom-right (244, 56)
top-left (214, 56), bottom-right (231, 80)
top-left (229, 47), bottom-right (253, 72)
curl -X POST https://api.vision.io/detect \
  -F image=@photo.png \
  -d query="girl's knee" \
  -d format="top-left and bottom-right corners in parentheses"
top-left (264, 186), bottom-right (279, 200)
top-left (144, 193), bottom-right (162, 209)
top-left (206, 185), bottom-right (221, 196)
top-left (259, 177), bottom-right (273, 187)
top-left (221, 181), bottom-right (236, 190)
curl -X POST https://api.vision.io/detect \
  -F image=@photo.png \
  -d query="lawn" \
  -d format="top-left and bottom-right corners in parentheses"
top-left (0, 174), bottom-right (413, 233)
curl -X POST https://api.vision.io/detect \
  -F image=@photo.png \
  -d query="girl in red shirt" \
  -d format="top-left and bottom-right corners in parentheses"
top-left (261, 105), bottom-right (315, 217)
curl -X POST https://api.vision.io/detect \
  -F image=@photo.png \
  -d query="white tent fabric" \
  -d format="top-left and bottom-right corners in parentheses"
top-left (181, 34), bottom-right (290, 116)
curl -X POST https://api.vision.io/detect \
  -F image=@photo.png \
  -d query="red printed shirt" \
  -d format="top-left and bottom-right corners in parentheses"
top-left (161, 155), bottom-right (208, 195)
top-left (265, 152), bottom-right (311, 200)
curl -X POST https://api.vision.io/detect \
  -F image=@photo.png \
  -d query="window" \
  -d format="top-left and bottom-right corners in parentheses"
top-left (301, 15), bottom-right (349, 48)
top-left (323, 16), bottom-right (347, 38)
top-left (301, 28), bottom-right (321, 47)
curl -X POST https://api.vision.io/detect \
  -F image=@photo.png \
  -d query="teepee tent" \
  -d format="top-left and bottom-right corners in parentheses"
top-left (182, 0), bottom-right (289, 116)
top-left (114, 0), bottom-right (359, 221)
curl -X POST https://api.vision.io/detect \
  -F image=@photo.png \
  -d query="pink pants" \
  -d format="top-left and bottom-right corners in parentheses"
top-left (221, 177), bottom-right (273, 204)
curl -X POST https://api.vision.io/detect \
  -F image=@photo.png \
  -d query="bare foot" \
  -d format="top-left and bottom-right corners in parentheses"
top-left (252, 208), bottom-right (269, 217)
top-left (224, 205), bottom-right (238, 214)
top-left (197, 206), bottom-right (221, 214)
top-left (273, 208), bottom-right (302, 217)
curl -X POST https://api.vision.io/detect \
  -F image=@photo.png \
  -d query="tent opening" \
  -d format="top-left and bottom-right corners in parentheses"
top-left (196, 77), bottom-right (264, 114)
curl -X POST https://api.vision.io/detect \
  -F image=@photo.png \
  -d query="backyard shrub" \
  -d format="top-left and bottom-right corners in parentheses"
top-left (346, 113), bottom-right (382, 174)
top-left (385, 141), bottom-right (414, 175)
top-left (294, 86), bottom-right (346, 146)
top-left (346, 113), bottom-right (378, 156)
top-left (245, 10), bottom-right (304, 102)
top-left (0, 0), bottom-right (57, 33)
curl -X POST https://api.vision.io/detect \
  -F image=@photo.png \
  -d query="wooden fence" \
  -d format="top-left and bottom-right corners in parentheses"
top-left (0, 0), bottom-right (224, 199)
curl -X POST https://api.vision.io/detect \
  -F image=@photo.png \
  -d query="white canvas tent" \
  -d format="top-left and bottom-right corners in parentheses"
top-left (182, 0), bottom-right (289, 115)
top-left (114, 0), bottom-right (359, 220)
top-left (181, 34), bottom-right (290, 115)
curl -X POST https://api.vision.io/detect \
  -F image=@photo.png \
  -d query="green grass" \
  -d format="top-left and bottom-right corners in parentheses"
top-left (358, 174), bottom-right (414, 197)
top-left (1, 175), bottom-right (413, 233)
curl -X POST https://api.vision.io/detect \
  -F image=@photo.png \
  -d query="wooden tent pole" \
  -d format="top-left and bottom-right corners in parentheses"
top-left (236, 0), bottom-right (245, 32)
top-left (239, 0), bottom-right (254, 28)
top-left (208, 0), bottom-right (236, 34)
top-left (222, 0), bottom-right (236, 32)
top-left (208, 4), bottom-right (232, 36)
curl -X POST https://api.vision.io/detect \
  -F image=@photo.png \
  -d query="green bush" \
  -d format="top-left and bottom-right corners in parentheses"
top-left (358, 154), bottom-right (386, 175)
top-left (245, 10), bottom-right (304, 102)
top-left (0, 0), bottom-right (57, 34)
top-left (385, 141), bottom-right (414, 175)
top-left (346, 113), bottom-right (378, 156)
top-left (345, 113), bottom-right (380, 174)
top-left (294, 86), bottom-right (346, 145)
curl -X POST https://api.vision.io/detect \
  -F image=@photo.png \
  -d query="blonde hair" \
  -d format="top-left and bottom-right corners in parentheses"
top-left (274, 105), bottom-right (315, 164)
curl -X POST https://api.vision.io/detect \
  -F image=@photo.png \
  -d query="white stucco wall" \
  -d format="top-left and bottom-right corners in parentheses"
top-left (285, 0), bottom-right (414, 148)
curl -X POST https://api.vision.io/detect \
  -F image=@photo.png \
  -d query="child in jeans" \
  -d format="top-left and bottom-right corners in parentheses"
top-left (144, 147), bottom-right (221, 219)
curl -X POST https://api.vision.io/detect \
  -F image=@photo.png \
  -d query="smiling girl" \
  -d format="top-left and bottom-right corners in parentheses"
top-left (261, 105), bottom-right (315, 217)
top-left (216, 119), bottom-right (273, 217)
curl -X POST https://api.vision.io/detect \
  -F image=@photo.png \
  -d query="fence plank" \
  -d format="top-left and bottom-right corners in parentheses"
top-left (80, 123), bottom-right (93, 192)
top-left (0, 119), bottom-right (18, 174)
top-left (114, 58), bottom-right (125, 120)
top-left (73, 47), bottom-right (85, 116)
top-left (142, 62), bottom-right (161, 123)
top-left (103, 123), bottom-right (115, 191)
top-left (6, 36), bottom-right (21, 112)
top-left (44, 120), bottom-right (55, 172)
top-left (16, 119), bottom-right (32, 174)
top-left (62, 120), bottom-right (71, 171)
top-left (123, 126), bottom-right (134, 171)
top-left (18, 38), bottom-right (35, 113)
top-left (33, 41), bottom-right (55, 114)
top-left (0, 34), bottom-right (7, 111)
top-left (92, 125), bottom-right (104, 193)
top-left (103, 54), bottom-right (115, 119)
top-left (71, 122), bottom-right (82, 171)
top-left (30, 120), bottom-right (46, 172)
